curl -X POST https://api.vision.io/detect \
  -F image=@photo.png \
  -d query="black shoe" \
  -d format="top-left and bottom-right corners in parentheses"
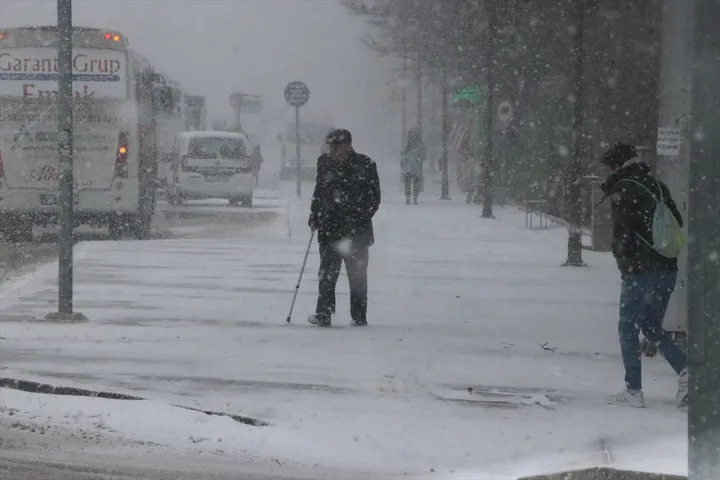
top-left (308, 314), bottom-right (331, 327)
top-left (349, 320), bottom-right (368, 327)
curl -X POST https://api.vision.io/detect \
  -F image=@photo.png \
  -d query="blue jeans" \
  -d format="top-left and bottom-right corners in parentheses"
top-left (619, 271), bottom-right (686, 391)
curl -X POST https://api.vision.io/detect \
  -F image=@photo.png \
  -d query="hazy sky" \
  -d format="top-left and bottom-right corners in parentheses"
top-left (0, 0), bottom-right (398, 155)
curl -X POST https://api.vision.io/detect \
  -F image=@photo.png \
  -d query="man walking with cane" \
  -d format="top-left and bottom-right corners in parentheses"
top-left (307, 129), bottom-right (381, 327)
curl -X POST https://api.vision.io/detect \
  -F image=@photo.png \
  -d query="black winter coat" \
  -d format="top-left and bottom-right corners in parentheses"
top-left (600, 160), bottom-right (683, 278)
top-left (309, 151), bottom-right (381, 246)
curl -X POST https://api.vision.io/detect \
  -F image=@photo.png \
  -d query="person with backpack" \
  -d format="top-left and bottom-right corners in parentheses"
top-left (599, 143), bottom-right (688, 408)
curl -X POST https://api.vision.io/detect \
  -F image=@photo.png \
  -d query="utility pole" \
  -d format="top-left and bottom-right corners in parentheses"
top-left (46, 0), bottom-right (86, 322)
top-left (687, 0), bottom-right (720, 477)
top-left (295, 105), bottom-right (301, 199)
top-left (563, 0), bottom-right (586, 267)
top-left (440, 61), bottom-right (450, 200)
top-left (481, 0), bottom-right (496, 219)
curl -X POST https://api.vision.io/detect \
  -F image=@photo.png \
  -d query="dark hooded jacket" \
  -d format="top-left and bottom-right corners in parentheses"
top-left (309, 150), bottom-right (381, 247)
top-left (600, 159), bottom-right (683, 277)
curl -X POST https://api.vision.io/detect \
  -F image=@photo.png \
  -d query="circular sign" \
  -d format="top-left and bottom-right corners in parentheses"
top-left (229, 92), bottom-right (243, 108)
top-left (497, 100), bottom-right (513, 126)
top-left (284, 81), bottom-right (310, 107)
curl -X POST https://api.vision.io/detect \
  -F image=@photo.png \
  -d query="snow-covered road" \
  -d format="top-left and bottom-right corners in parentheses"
top-left (0, 186), bottom-right (687, 478)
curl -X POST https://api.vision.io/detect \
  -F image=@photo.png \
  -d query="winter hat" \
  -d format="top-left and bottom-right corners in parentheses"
top-left (601, 143), bottom-right (638, 168)
top-left (325, 129), bottom-right (352, 146)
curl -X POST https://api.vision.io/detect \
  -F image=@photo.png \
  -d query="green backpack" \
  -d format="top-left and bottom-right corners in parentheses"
top-left (619, 179), bottom-right (687, 258)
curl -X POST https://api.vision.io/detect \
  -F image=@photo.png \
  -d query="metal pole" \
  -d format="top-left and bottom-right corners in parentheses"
top-left (57, 0), bottom-right (74, 313)
top-left (416, 55), bottom-right (422, 138)
top-left (688, 0), bottom-right (720, 477)
top-left (295, 105), bottom-right (301, 199)
top-left (440, 62), bottom-right (450, 200)
top-left (401, 55), bottom-right (407, 149)
top-left (564, 0), bottom-right (585, 266)
top-left (481, 0), bottom-right (496, 219)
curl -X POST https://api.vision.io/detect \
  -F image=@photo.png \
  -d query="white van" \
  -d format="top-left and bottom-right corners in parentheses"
top-left (165, 131), bottom-right (254, 207)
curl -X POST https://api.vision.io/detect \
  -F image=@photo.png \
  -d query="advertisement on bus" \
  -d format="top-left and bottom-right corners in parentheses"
top-left (0, 47), bottom-right (128, 99)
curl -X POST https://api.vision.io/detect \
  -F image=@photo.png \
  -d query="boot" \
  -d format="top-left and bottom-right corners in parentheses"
top-left (406, 197), bottom-right (411, 205)
top-left (413, 196), bottom-right (418, 205)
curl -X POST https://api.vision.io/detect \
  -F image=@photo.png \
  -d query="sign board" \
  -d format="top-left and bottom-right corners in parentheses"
top-left (657, 127), bottom-right (681, 156)
top-left (185, 95), bottom-right (205, 108)
top-left (242, 96), bottom-right (263, 114)
top-left (0, 47), bottom-right (127, 99)
top-left (284, 81), bottom-right (310, 107)
top-left (497, 100), bottom-right (513, 126)
top-left (228, 92), bottom-right (243, 109)
top-left (453, 85), bottom-right (481, 105)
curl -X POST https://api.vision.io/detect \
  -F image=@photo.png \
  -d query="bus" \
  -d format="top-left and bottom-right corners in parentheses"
top-left (0, 26), bottom-right (175, 240)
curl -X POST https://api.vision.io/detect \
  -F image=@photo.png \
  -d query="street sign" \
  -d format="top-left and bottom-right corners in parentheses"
top-left (497, 99), bottom-right (513, 126)
top-left (242, 96), bottom-right (263, 114)
top-left (185, 95), bottom-right (205, 108)
top-left (284, 81), bottom-right (310, 107)
top-left (657, 126), bottom-right (681, 156)
top-left (229, 92), bottom-right (243, 109)
top-left (453, 85), bottom-right (481, 105)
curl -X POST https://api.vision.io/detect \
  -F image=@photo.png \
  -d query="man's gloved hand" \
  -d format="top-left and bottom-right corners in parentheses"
top-left (308, 216), bottom-right (318, 231)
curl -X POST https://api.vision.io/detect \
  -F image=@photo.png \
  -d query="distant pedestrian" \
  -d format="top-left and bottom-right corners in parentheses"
top-left (401, 130), bottom-right (426, 205)
top-left (599, 143), bottom-right (688, 408)
top-left (307, 129), bottom-right (381, 328)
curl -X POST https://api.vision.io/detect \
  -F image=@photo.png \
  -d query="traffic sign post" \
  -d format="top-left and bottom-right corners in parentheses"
top-left (229, 92), bottom-right (244, 132)
top-left (284, 81), bottom-right (310, 199)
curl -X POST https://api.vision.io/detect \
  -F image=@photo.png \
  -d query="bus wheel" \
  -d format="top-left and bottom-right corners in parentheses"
top-left (108, 216), bottom-right (127, 240)
top-left (240, 195), bottom-right (253, 208)
top-left (2, 216), bottom-right (33, 243)
top-left (132, 214), bottom-right (152, 240)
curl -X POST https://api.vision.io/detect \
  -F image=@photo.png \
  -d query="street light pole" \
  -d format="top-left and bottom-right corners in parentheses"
top-left (440, 61), bottom-right (450, 200)
top-left (481, 0), bottom-right (496, 219)
top-left (46, 0), bottom-right (86, 322)
top-left (688, 0), bottom-right (720, 477)
top-left (57, 0), bottom-right (74, 313)
top-left (563, 0), bottom-right (586, 267)
top-left (416, 54), bottom-right (422, 139)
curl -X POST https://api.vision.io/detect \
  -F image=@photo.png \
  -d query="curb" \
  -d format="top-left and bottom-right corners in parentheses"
top-left (520, 467), bottom-right (685, 479)
top-left (0, 377), bottom-right (268, 427)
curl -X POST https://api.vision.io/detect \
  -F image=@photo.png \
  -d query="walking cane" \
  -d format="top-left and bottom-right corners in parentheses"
top-left (286, 230), bottom-right (315, 323)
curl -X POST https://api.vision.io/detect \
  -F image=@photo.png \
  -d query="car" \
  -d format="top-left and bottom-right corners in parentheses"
top-left (165, 131), bottom-right (254, 207)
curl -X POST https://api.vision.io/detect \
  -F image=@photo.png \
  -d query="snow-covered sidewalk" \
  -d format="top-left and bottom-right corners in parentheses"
top-left (0, 191), bottom-right (687, 478)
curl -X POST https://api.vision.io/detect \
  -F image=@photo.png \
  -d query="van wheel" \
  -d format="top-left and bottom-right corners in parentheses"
top-left (241, 195), bottom-right (253, 208)
top-left (168, 193), bottom-right (183, 206)
top-left (229, 197), bottom-right (240, 207)
top-left (131, 214), bottom-right (152, 240)
top-left (108, 216), bottom-right (127, 240)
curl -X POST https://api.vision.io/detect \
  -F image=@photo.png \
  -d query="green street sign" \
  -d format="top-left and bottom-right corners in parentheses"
top-left (453, 85), bottom-right (482, 105)
top-left (242, 97), bottom-right (263, 114)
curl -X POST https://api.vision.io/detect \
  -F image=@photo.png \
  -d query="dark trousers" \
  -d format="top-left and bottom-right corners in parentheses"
top-left (404, 173), bottom-right (420, 198)
top-left (618, 271), bottom-right (686, 391)
top-left (316, 241), bottom-right (369, 322)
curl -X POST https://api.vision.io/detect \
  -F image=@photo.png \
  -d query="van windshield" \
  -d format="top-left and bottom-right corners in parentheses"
top-left (187, 137), bottom-right (247, 160)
